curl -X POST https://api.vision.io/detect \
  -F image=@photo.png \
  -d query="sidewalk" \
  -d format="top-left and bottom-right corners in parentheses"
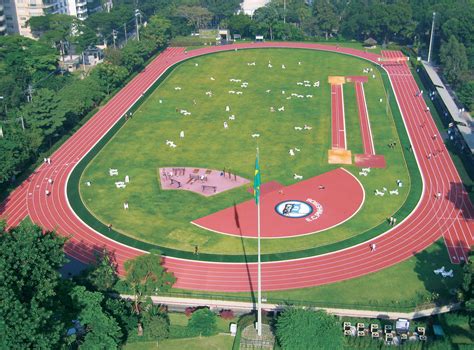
top-left (120, 294), bottom-right (460, 320)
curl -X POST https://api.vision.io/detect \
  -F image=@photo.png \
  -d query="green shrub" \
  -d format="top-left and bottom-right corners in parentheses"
top-left (169, 36), bottom-right (214, 47)
top-left (187, 308), bottom-right (217, 336)
top-left (142, 313), bottom-right (170, 340)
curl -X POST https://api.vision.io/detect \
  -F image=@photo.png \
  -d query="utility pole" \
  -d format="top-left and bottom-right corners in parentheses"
top-left (135, 9), bottom-right (140, 41)
top-left (428, 12), bottom-right (436, 63)
top-left (26, 85), bottom-right (34, 103)
top-left (0, 96), bottom-right (7, 116)
top-left (283, 0), bottom-right (286, 24)
top-left (124, 23), bottom-right (127, 44)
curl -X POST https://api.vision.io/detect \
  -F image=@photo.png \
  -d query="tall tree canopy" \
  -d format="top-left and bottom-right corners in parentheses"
top-left (176, 5), bottom-right (213, 30)
top-left (141, 15), bottom-right (172, 48)
top-left (0, 221), bottom-right (66, 349)
top-left (440, 35), bottom-right (468, 87)
top-left (124, 250), bottom-right (176, 314)
top-left (20, 88), bottom-right (65, 146)
top-left (69, 286), bottom-right (122, 348)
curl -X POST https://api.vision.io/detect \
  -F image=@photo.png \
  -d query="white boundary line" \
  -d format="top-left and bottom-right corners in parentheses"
top-left (360, 82), bottom-right (376, 154)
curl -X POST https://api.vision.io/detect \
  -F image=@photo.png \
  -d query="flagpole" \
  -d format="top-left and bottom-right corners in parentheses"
top-left (256, 146), bottom-right (262, 337)
top-left (257, 183), bottom-right (262, 337)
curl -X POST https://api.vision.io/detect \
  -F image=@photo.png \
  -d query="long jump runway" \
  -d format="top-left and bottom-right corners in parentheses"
top-left (1, 43), bottom-right (473, 292)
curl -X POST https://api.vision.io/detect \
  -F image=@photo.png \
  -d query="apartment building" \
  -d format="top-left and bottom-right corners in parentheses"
top-left (0, 0), bottom-right (88, 37)
top-left (0, 4), bottom-right (6, 35)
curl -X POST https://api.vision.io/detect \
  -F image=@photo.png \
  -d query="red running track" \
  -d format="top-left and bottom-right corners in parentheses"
top-left (1, 43), bottom-right (473, 292)
top-left (354, 82), bottom-right (375, 155)
top-left (382, 50), bottom-right (473, 264)
top-left (331, 84), bottom-right (347, 150)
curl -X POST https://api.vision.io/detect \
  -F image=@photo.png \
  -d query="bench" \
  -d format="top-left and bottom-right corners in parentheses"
top-left (172, 168), bottom-right (185, 176)
top-left (202, 185), bottom-right (217, 193)
top-left (170, 179), bottom-right (181, 188)
top-left (115, 182), bottom-right (126, 189)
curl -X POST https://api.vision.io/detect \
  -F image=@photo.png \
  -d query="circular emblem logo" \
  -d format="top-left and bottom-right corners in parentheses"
top-left (275, 200), bottom-right (313, 218)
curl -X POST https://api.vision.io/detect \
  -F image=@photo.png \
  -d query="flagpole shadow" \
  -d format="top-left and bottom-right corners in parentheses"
top-left (234, 201), bottom-right (256, 307)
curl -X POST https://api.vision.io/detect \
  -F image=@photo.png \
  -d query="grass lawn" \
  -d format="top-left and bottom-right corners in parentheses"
top-left (438, 312), bottom-right (474, 346)
top-left (124, 334), bottom-right (234, 350)
top-left (168, 312), bottom-right (234, 333)
top-left (80, 48), bottom-right (410, 256)
top-left (167, 240), bottom-right (462, 311)
top-left (125, 313), bottom-right (236, 350)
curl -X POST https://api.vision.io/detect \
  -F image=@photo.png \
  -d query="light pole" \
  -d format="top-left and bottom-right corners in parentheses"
top-left (135, 9), bottom-right (140, 41)
top-left (124, 22), bottom-right (127, 44)
top-left (428, 12), bottom-right (436, 63)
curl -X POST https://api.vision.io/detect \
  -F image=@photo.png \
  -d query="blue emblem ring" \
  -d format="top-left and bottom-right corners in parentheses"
top-left (275, 200), bottom-right (314, 219)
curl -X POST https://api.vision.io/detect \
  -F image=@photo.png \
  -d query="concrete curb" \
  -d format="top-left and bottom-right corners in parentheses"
top-left (120, 294), bottom-right (460, 320)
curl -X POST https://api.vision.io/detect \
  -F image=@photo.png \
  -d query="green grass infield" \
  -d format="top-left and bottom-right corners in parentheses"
top-left (68, 48), bottom-right (422, 262)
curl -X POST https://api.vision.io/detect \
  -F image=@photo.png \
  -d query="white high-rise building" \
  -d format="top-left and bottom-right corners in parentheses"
top-left (241, 0), bottom-right (271, 16)
top-left (0, 4), bottom-right (6, 35)
top-left (0, 0), bottom-right (88, 38)
top-left (68, 0), bottom-right (88, 21)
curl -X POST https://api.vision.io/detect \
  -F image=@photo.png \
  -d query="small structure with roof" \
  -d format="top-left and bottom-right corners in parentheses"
top-left (363, 37), bottom-right (377, 48)
top-left (83, 46), bottom-right (104, 66)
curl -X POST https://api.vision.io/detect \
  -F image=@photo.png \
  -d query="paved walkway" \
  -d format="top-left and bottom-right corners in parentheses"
top-left (121, 294), bottom-right (460, 320)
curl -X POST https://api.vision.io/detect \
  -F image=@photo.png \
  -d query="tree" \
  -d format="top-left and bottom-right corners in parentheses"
top-left (85, 4), bottom-right (134, 42)
top-left (176, 6), bottom-right (213, 30)
top-left (141, 301), bottom-right (170, 340)
top-left (0, 36), bottom-right (57, 111)
top-left (121, 40), bottom-right (148, 72)
top-left (313, 0), bottom-right (338, 40)
top-left (31, 14), bottom-right (75, 60)
top-left (200, 0), bottom-right (242, 24)
top-left (0, 127), bottom-right (41, 183)
top-left (440, 35), bottom-right (469, 87)
top-left (91, 62), bottom-right (129, 95)
top-left (273, 21), bottom-right (304, 41)
top-left (73, 23), bottom-right (99, 53)
top-left (86, 249), bottom-right (119, 292)
top-left (339, 1), bottom-right (369, 40)
top-left (253, 4), bottom-right (280, 41)
top-left (69, 286), bottom-right (122, 348)
top-left (20, 88), bottom-right (65, 146)
top-left (142, 15), bottom-right (172, 49)
top-left (458, 252), bottom-right (473, 321)
top-left (123, 250), bottom-right (176, 315)
top-left (275, 308), bottom-right (342, 350)
top-left (0, 221), bottom-right (66, 349)
top-left (58, 78), bottom-right (104, 127)
top-left (104, 47), bottom-right (124, 66)
top-left (187, 308), bottom-right (217, 336)
top-left (458, 81), bottom-right (474, 112)
top-left (226, 14), bottom-right (253, 37)
top-left (104, 298), bottom-right (138, 344)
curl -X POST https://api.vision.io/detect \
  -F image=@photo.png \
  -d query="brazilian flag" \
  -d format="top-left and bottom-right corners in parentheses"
top-left (254, 151), bottom-right (261, 204)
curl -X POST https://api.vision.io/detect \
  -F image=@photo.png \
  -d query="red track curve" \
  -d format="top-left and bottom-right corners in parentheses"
top-left (1, 43), bottom-right (473, 292)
